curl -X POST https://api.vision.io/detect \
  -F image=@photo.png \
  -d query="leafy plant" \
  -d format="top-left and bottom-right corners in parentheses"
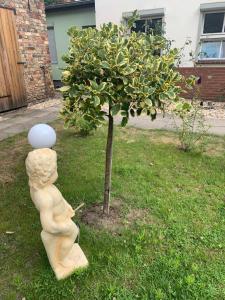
top-left (62, 98), bottom-right (97, 135)
top-left (60, 15), bottom-right (194, 215)
top-left (173, 96), bottom-right (209, 152)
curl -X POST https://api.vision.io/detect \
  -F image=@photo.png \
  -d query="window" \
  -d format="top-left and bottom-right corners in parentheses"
top-left (130, 16), bottom-right (163, 56)
top-left (200, 41), bottom-right (225, 59)
top-left (82, 25), bottom-right (96, 29)
top-left (123, 9), bottom-right (164, 35)
top-left (47, 26), bottom-right (58, 64)
top-left (199, 12), bottom-right (225, 60)
top-left (203, 12), bottom-right (225, 33)
top-left (131, 17), bottom-right (163, 35)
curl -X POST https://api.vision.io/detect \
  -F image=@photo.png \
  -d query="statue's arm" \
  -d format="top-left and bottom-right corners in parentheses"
top-left (62, 198), bottom-right (75, 217)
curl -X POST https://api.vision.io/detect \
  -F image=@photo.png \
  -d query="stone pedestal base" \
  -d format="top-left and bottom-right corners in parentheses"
top-left (42, 231), bottom-right (89, 280)
top-left (54, 243), bottom-right (89, 280)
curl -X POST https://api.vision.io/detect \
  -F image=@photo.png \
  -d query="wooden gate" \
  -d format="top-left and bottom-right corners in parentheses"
top-left (0, 7), bottom-right (26, 112)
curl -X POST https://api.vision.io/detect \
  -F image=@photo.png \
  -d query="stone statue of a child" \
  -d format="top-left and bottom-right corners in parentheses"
top-left (25, 148), bottom-right (88, 280)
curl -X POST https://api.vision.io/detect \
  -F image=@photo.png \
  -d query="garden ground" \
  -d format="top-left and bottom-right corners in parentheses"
top-left (0, 122), bottom-right (225, 299)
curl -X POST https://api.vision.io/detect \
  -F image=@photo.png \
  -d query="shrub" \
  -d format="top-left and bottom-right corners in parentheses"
top-left (173, 98), bottom-right (209, 152)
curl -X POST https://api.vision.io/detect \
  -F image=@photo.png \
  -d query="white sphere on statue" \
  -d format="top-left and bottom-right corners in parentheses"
top-left (28, 124), bottom-right (56, 149)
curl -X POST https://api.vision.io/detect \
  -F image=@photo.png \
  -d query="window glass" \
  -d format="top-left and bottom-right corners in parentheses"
top-left (147, 18), bottom-right (162, 35)
top-left (47, 27), bottom-right (58, 64)
top-left (132, 19), bottom-right (146, 33)
top-left (221, 41), bottom-right (225, 58)
top-left (203, 13), bottom-right (224, 33)
top-left (200, 41), bottom-right (221, 59)
top-left (82, 25), bottom-right (96, 29)
top-left (132, 18), bottom-right (162, 35)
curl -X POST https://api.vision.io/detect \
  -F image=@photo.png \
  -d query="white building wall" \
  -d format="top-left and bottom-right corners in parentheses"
top-left (95, 0), bottom-right (222, 67)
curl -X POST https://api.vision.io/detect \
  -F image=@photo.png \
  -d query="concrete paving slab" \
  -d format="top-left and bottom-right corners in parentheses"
top-left (115, 114), bottom-right (225, 136)
top-left (0, 105), bottom-right (60, 141)
top-left (0, 102), bottom-right (224, 142)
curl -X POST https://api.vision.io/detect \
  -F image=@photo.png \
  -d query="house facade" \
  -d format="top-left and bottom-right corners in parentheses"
top-left (0, 0), bottom-right (54, 112)
top-left (95, 0), bottom-right (225, 101)
top-left (45, 0), bottom-right (95, 83)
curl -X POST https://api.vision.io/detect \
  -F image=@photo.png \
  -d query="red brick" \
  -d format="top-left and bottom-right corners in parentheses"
top-left (179, 67), bottom-right (225, 102)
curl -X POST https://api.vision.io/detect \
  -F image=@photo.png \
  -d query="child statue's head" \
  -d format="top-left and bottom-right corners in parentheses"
top-left (25, 148), bottom-right (58, 189)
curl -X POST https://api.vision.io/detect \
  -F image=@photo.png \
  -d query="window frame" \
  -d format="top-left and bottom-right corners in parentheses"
top-left (198, 10), bottom-right (225, 61)
top-left (47, 25), bottom-right (58, 65)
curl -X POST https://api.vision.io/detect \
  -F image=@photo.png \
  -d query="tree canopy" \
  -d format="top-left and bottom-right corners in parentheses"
top-left (61, 22), bottom-right (194, 129)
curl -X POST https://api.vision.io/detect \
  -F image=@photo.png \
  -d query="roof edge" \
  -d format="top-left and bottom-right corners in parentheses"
top-left (45, 0), bottom-right (95, 12)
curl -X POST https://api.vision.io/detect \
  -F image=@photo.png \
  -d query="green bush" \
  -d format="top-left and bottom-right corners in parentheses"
top-left (173, 98), bottom-right (209, 152)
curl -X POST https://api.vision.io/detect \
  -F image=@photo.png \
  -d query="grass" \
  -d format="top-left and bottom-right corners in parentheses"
top-left (0, 122), bottom-right (225, 300)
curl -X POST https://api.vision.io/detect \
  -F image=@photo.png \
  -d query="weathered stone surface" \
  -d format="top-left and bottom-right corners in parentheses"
top-left (25, 148), bottom-right (88, 280)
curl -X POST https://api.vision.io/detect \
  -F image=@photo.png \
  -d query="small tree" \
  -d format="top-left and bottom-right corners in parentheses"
top-left (60, 19), bottom-right (194, 215)
top-left (173, 91), bottom-right (209, 152)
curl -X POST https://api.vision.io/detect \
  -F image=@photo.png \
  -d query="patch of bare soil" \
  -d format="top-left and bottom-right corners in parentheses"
top-left (125, 208), bottom-right (156, 225)
top-left (205, 143), bottom-right (225, 156)
top-left (0, 168), bottom-right (14, 184)
top-left (80, 200), bottom-right (122, 234)
top-left (117, 127), bottom-right (179, 146)
top-left (0, 137), bottom-right (29, 184)
top-left (81, 199), bottom-right (157, 234)
top-left (150, 135), bottom-right (179, 146)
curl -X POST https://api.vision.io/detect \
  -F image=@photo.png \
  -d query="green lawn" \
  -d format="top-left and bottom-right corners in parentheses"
top-left (0, 123), bottom-right (225, 300)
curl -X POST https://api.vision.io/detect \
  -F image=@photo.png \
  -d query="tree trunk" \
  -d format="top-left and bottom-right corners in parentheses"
top-left (103, 112), bottom-right (114, 215)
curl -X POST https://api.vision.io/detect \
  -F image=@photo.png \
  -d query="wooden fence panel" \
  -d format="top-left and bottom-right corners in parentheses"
top-left (0, 51), bottom-right (9, 98)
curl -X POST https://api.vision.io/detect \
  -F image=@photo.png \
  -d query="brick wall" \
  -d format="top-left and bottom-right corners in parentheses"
top-left (179, 67), bottom-right (225, 102)
top-left (0, 0), bottom-right (54, 103)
